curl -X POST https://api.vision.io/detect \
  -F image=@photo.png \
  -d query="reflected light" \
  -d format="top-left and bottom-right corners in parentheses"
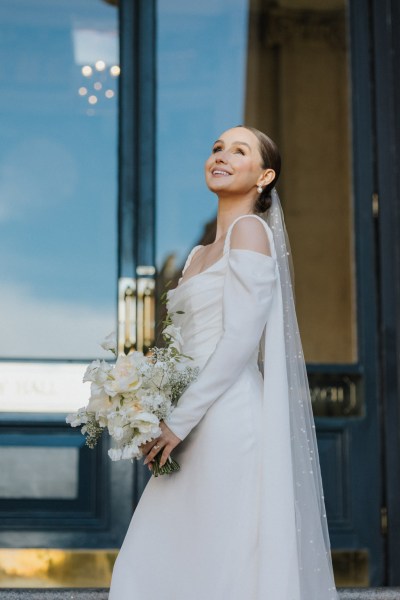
top-left (81, 65), bottom-right (92, 77)
top-left (95, 60), bottom-right (106, 71)
top-left (94, 82), bottom-right (102, 90)
top-left (110, 65), bottom-right (120, 76)
top-left (88, 95), bottom-right (98, 105)
top-left (105, 89), bottom-right (114, 99)
top-left (0, 549), bottom-right (117, 588)
top-left (78, 87), bottom-right (88, 96)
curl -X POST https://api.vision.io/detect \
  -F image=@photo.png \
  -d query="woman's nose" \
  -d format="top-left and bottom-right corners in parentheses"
top-left (215, 151), bottom-right (227, 163)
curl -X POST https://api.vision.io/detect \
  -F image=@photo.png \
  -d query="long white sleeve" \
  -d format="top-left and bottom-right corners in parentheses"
top-left (164, 247), bottom-right (278, 440)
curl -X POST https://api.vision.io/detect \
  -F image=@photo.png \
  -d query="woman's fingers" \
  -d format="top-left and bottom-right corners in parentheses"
top-left (143, 441), bottom-right (164, 465)
top-left (140, 438), bottom-right (160, 454)
top-left (159, 445), bottom-right (172, 467)
top-left (142, 423), bottom-right (181, 469)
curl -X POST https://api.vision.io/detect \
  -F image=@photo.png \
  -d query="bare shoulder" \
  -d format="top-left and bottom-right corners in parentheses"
top-left (229, 215), bottom-right (271, 256)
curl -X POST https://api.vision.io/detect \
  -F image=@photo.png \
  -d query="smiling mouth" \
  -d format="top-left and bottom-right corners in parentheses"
top-left (211, 169), bottom-right (232, 176)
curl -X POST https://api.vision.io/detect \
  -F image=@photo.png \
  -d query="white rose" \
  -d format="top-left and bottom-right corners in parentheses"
top-left (133, 411), bottom-right (161, 437)
top-left (104, 354), bottom-right (142, 397)
top-left (83, 360), bottom-right (113, 385)
top-left (100, 331), bottom-right (117, 354)
top-left (107, 410), bottom-right (130, 443)
top-left (86, 384), bottom-right (111, 414)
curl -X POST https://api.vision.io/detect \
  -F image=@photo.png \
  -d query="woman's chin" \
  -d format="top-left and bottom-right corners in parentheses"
top-left (207, 179), bottom-right (234, 194)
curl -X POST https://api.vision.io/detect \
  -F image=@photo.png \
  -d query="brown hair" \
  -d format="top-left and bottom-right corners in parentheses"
top-left (237, 125), bottom-right (281, 212)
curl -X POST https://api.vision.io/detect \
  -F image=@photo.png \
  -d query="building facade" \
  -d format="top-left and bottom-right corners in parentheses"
top-left (0, 0), bottom-right (399, 589)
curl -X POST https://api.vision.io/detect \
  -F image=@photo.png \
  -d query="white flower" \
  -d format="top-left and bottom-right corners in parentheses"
top-left (66, 407), bottom-right (87, 427)
top-left (107, 409), bottom-right (130, 443)
top-left (140, 393), bottom-right (164, 411)
top-left (83, 360), bottom-right (113, 384)
top-left (140, 363), bottom-right (166, 389)
top-left (104, 354), bottom-right (142, 397)
top-left (100, 331), bottom-right (117, 354)
top-left (86, 384), bottom-right (111, 414)
top-left (134, 410), bottom-right (160, 430)
top-left (121, 444), bottom-right (140, 460)
top-left (162, 324), bottom-right (184, 353)
top-left (66, 328), bottom-right (197, 471)
top-left (108, 448), bottom-right (123, 461)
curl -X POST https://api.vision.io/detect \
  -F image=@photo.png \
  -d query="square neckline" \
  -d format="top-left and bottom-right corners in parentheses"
top-left (177, 247), bottom-right (226, 289)
top-left (172, 214), bottom-right (275, 292)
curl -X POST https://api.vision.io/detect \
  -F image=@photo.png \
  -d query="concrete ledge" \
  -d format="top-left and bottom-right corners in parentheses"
top-left (1, 589), bottom-right (400, 599)
top-left (0, 592), bottom-right (108, 600)
top-left (340, 592), bottom-right (400, 599)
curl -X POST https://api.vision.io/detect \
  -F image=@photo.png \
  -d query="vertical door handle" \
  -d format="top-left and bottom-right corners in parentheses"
top-left (118, 277), bottom-right (137, 355)
top-left (136, 266), bottom-right (156, 354)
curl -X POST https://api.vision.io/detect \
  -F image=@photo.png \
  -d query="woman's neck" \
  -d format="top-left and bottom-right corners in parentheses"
top-left (213, 195), bottom-right (255, 242)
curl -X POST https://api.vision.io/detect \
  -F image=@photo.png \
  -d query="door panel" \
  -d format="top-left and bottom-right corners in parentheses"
top-left (0, 0), bottom-right (134, 565)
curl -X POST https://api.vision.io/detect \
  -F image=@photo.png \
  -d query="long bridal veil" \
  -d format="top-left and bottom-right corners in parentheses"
top-left (258, 188), bottom-right (339, 599)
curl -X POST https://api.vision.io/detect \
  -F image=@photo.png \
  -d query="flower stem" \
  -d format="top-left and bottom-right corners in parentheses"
top-left (151, 454), bottom-right (180, 477)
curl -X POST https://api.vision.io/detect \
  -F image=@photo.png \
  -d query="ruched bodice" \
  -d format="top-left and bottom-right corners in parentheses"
top-left (166, 214), bottom-right (278, 373)
top-left (166, 254), bottom-right (228, 368)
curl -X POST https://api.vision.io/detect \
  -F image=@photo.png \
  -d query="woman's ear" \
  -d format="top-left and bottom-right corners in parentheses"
top-left (257, 168), bottom-right (275, 188)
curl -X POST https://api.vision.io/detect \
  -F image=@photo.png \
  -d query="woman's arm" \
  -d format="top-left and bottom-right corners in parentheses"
top-left (165, 217), bottom-right (277, 440)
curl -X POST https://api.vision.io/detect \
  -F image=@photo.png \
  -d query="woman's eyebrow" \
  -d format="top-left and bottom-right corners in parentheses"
top-left (213, 140), bottom-right (251, 149)
top-left (232, 140), bottom-right (251, 149)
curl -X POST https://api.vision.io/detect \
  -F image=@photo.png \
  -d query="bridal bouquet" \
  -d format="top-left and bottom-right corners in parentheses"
top-left (66, 323), bottom-right (198, 476)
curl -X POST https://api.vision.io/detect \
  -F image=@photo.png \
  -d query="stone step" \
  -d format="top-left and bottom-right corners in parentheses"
top-left (1, 589), bottom-right (400, 599)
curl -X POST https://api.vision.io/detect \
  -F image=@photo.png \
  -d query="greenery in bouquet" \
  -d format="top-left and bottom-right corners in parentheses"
top-left (66, 310), bottom-right (199, 476)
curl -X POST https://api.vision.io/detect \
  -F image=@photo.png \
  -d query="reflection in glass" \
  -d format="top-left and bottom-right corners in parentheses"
top-left (157, 0), bottom-right (357, 364)
top-left (0, 447), bottom-right (79, 499)
top-left (0, 0), bottom-right (119, 360)
top-left (156, 0), bottom-right (249, 277)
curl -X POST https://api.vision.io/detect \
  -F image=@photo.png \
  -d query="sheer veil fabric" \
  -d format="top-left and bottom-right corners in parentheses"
top-left (257, 188), bottom-right (339, 599)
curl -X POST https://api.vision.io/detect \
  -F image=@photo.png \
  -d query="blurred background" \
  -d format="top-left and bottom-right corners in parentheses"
top-left (0, 0), bottom-right (399, 590)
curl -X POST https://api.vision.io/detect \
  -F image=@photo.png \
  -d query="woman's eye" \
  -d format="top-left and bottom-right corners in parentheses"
top-left (234, 148), bottom-right (245, 155)
top-left (212, 146), bottom-right (222, 153)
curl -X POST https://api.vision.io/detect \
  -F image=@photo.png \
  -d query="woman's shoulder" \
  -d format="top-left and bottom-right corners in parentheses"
top-left (227, 214), bottom-right (273, 256)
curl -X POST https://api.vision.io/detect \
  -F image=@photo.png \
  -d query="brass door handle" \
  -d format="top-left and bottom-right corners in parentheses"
top-left (118, 277), bottom-right (136, 355)
top-left (136, 266), bottom-right (156, 354)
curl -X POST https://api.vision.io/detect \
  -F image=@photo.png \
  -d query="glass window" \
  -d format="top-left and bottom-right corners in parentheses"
top-left (0, 0), bottom-right (119, 362)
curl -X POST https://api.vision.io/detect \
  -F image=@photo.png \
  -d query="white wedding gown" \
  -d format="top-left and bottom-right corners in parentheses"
top-left (108, 214), bottom-right (337, 600)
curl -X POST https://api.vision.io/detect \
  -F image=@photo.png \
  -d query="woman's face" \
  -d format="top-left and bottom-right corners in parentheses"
top-left (204, 127), bottom-right (271, 197)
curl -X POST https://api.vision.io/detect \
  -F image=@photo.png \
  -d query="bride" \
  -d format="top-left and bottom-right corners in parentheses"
top-left (108, 126), bottom-right (339, 600)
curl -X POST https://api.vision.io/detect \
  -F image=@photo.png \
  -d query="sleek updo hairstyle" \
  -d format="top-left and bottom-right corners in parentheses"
top-left (237, 125), bottom-right (281, 213)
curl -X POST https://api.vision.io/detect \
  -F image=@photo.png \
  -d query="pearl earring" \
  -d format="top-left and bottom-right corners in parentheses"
top-left (257, 185), bottom-right (263, 194)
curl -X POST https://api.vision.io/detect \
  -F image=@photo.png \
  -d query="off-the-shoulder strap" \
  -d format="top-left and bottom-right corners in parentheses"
top-left (223, 214), bottom-right (275, 258)
top-left (181, 244), bottom-right (203, 275)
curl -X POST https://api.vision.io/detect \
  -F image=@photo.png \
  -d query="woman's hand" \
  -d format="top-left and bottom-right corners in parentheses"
top-left (140, 421), bottom-right (182, 470)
